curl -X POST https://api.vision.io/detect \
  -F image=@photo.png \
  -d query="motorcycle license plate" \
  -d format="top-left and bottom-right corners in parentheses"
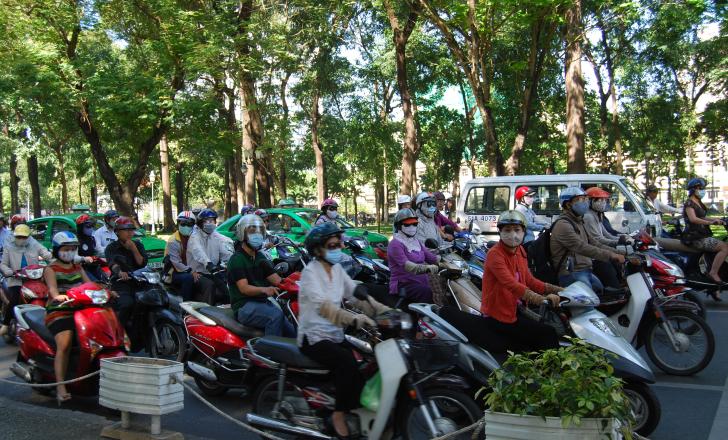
top-left (148, 261), bottom-right (164, 270)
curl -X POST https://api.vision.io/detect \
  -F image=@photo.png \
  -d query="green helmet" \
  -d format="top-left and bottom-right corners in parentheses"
top-left (278, 198), bottom-right (296, 207)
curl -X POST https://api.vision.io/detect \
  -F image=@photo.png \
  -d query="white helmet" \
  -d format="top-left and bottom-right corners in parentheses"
top-left (235, 214), bottom-right (266, 241)
top-left (397, 195), bottom-right (412, 205)
top-left (415, 191), bottom-right (435, 207)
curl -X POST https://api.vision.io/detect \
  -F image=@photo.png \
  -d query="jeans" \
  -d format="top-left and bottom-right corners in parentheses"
top-left (559, 270), bottom-right (604, 294)
top-left (236, 300), bottom-right (295, 337)
top-left (171, 271), bottom-right (195, 301)
top-left (2, 286), bottom-right (21, 326)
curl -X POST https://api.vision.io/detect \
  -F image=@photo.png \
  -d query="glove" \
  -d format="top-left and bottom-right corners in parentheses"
top-left (352, 314), bottom-right (376, 329)
top-left (206, 262), bottom-right (215, 273)
top-left (320, 301), bottom-right (364, 328)
top-left (404, 261), bottom-right (439, 275)
top-left (522, 289), bottom-right (545, 306)
top-left (352, 297), bottom-right (392, 316)
top-left (544, 283), bottom-right (564, 294)
top-left (545, 294), bottom-right (561, 308)
top-left (617, 235), bottom-right (631, 245)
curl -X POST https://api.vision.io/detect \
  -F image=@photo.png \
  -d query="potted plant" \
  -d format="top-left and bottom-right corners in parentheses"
top-left (482, 338), bottom-right (634, 439)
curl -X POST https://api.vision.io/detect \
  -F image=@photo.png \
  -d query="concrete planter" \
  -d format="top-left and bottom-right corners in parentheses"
top-left (484, 410), bottom-right (621, 440)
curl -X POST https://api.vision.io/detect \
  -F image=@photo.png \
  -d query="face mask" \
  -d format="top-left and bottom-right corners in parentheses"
top-left (422, 206), bottom-right (436, 217)
top-left (15, 238), bottom-right (28, 247)
top-left (592, 200), bottom-right (608, 212)
top-left (696, 190), bottom-right (706, 199)
top-left (83, 226), bottom-right (95, 236)
top-left (523, 196), bottom-right (535, 206)
top-left (179, 225), bottom-right (193, 236)
top-left (326, 210), bottom-right (338, 219)
top-left (571, 201), bottom-right (589, 216)
top-left (246, 233), bottom-right (264, 250)
top-left (202, 223), bottom-right (216, 234)
top-left (500, 230), bottom-right (524, 248)
top-left (324, 249), bottom-right (344, 265)
top-left (59, 250), bottom-right (77, 263)
top-left (401, 225), bottom-right (418, 237)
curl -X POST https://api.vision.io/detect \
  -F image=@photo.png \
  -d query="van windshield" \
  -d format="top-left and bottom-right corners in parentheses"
top-left (622, 178), bottom-right (654, 214)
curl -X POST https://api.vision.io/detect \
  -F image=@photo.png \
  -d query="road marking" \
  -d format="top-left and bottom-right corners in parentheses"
top-left (652, 382), bottom-right (724, 392)
top-left (708, 374), bottom-right (728, 440)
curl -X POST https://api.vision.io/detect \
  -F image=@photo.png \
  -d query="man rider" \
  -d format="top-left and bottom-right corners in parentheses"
top-left (94, 210), bottom-right (119, 254)
top-left (165, 211), bottom-right (198, 300)
top-left (514, 186), bottom-right (547, 244)
top-left (186, 208), bottom-right (233, 304)
top-left (550, 187), bottom-right (625, 293)
top-left (228, 214), bottom-right (295, 337)
top-left (315, 199), bottom-right (339, 225)
top-left (0, 214), bottom-right (9, 257)
top-left (645, 184), bottom-right (681, 215)
top-left (413, 192), bottom-right (442, 247)
top-left (105, 217), bottom-right (148, 333)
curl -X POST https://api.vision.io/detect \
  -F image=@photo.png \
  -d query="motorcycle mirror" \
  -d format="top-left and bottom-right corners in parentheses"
top-left (274, 262), bottom-right (289, 276)
top-left (424, 238), bottom-right (439, 249)
top-left (443, 225), bottom-right (455, 235)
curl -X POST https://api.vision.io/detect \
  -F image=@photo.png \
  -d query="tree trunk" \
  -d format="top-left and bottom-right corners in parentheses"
top-left (240, 77), bottom-right (262, 206)
top-left (9, 150), bottom-right (19, 214)
top-left (159, 134), bottom-right (174, 231)
top-left (255, 152), bottom-right (272, 208)
top-left (27, 155), bottom-right (42, 218)
top-left (51, 146), bottom-right (69, 211)
top-left (175, 161), bottom-right (185, 213)
top-left (458, 82), bottom-right (478, 178)
top-left (226, 156), bottom-right (237, 216)
top-left (564, 0), bottom-right (586, 173)
top-left (91, 167), bottom-right (98, 212)
top-left (385, 0), bottom-right (420, 196)
top-left (311, 87), bottom-right (327, 204)
top-left (609, 77), bottom-right (623, 175)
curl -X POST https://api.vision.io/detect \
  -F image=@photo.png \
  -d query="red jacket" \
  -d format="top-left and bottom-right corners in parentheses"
top-left (482, 242), bottom-right (545, 323)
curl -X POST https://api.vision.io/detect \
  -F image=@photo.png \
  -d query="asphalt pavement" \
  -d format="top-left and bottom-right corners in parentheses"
top-left (1, 296), bottom-right (728, 439)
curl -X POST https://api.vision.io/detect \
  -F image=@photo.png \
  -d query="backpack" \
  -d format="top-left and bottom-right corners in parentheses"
top-left (527, 217), bottom-right (578, 285)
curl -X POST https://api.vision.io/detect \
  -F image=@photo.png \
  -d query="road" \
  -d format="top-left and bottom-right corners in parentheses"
top-left (1, 297), bottom-right (728, 439)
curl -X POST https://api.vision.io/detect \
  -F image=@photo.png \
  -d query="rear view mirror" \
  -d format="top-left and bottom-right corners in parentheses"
top-left (623, 201), bottom-right (636, 212)
top-left (424, 238), bottom-right (439, 249)
top-left (274, 262), bottom-right (289, 277)
top-left (471, 223), bottom-right (481, 235)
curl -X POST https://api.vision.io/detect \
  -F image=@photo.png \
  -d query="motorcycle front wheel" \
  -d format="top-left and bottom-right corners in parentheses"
top-left (644, 309), bottom-right (715, 376)
top-left (149, 320), bottom-right (186, 362)
top-left (623, 381), bottom-right (661, 436)
top-left (253, 375), bottom-right (310, 440)
top-left (397, 387), bottom-right (482, 440)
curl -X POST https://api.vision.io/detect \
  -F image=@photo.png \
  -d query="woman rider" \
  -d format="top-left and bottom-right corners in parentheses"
top-left (298, 222), bottom-right (390, 439)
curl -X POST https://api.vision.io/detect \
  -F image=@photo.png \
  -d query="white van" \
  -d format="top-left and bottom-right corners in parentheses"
top-left (456, 174), bottom-right (661, 240)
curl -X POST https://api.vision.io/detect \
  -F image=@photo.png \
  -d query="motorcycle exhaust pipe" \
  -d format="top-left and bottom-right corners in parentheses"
top-left (10, 362), bottom-right (32, 383)
top-left (245, 414), bottom-right (334, 440)
top-left (186, 361), bottom-right (217, 382)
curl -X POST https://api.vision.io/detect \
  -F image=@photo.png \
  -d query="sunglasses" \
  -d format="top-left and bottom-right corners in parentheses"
top-left (326, 241), bottom-right (343, 250)
top-left (425, 201), bottom-right (437, 207)
top-left (403, 222), bottom-right (419, 227)
top-left (328, 207), bottom-right (338, 211)
top-left (179, 221), bottom-right (195, 227)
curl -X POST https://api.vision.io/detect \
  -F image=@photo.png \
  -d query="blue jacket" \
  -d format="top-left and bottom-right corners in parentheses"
top-left (515, 203), bottom-right (546, 243)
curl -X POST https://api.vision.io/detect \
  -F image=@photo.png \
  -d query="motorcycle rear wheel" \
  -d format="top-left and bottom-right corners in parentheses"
top-left (397, 387), bottom-right (481, 440)
top-left (149, 320), bottom-right (186, 362)
top-left (623, 381), bottom-right (661, 436)
top-left (644, 310), bottom-right (715, 376)
top-left (253, 375), bottom-right (312, 440)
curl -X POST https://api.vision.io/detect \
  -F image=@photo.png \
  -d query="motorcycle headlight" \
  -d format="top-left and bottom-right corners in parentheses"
top-left (25, 268), bottom-right (44, 280)
top-left (21, 286), bottom-right (37, 299)
top-left (590, 318), bottom-right (620, 337)
top-left (143, 272), bottom-right (162, 284)
top-left (85, 289), bottom-right (109, 304)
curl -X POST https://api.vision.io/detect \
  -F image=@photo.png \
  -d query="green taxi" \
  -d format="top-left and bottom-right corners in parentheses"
top-left (26, 213), bottom-right (167, 266)
top-left (216, 208), bottom-right (388, 259)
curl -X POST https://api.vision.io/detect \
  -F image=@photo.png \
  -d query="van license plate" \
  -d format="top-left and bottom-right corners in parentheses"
top-left (467, 215), bottom-right (498, 222)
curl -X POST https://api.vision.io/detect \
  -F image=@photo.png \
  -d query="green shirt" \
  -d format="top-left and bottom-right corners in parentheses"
top-left (227, 249), bottom-right (275, 312)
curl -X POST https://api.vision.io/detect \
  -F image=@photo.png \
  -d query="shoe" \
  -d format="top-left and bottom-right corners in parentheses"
top-left (708, 290), bottom-right (723, 302)
top-left (56, 391), bottom-right (72, 406)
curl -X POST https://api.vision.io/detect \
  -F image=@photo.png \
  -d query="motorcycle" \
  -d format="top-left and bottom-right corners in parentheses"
top-left (81, 256), bottom-right (111, 283)
top-left (117, 268), bottom-right (186, 362)
top-left (344, 236), bottom-right (390, 285)
top-left (264, 236), bottom-right (310, 278)
top-left (11, 281), bottom-right (127, 395)
top-left (1, 264), bottom-right (49, 344)
top-left (245, 294), bottom-right (482, 440)
top-left (409, 279), bottom-right (663, 436)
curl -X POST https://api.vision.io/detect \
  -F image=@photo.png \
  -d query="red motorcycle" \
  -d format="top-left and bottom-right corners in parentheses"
top-left (1, 264), bottom-right (49, 344)
top-left (180, 272), bottom-right (301, 397)
top-left (11, 281), bottom-right (128, 396)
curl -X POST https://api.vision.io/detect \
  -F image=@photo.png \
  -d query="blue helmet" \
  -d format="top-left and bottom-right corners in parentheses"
top-left (559, 186), bottom-right (587, 207)
top-left (104, 209), bottom-right (119, 220)
top-left (240, 204), bottom-right (255, 216)
top-left (686, 178), bottom-right (706, 191)
top-left (304, 222), bottom-right (342, 254)
top-left (197, 208), bottom-right (218, 221)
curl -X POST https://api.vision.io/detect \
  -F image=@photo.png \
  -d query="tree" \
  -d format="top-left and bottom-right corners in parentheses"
top-left (565, 0), bottom-right (586, 173)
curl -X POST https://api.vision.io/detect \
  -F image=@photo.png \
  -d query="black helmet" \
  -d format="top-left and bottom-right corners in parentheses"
top-left (304, 223), bottom-right (342, 254)
top-left (393, 208), bottom-right (418, 231)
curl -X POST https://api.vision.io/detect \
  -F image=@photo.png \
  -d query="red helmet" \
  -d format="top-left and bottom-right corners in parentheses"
top-left (585, 187), bottom-right (611, 199)
top-left (75, 214), bottom-right (92, 225)
top-left (114, 216), bottom-right (137, 231)
top-left (10, 214), bottom-right (26, 229)
top-left (515, 186), bottom-right (536, 201)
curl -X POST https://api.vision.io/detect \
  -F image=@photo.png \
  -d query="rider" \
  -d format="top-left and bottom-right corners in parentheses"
top-left (583, 187), bottom-right (631, 249)
top-left (682, 178), bottom-right (727, 288)
top-left (396, 195), bottom-right (412, 210)
top-left (228, 214), bottom-right (294, 336)
top-left (514, 186), bottom-right (547, 244)
top-left (479, 210), bottom-right (562, 352)
top-left (253, 209), bottom-right (279, 250)
top-left (550, 187), bottom-right (625, 293)
top-left (75, 214), bottom-right (105, 281)
top-left (9, 214), bottom-right (26, 232)
top-left (315, 198), bottom-right (339, 225)
top-left (387, 208), bottom-right (439, 303)
top-left (105, 217), bottom-right (148, 332)
top-left (186, 208), bottom-right (233, 304)
top-left (298, 222), bottom-right (389, 439)
top-left (433, 191), bottom-right (461, 240)
top-left (240, 204), bottom-right (255, 216)
top-left (94, 210), bottom-right (119, 255)
top-left (165, 211), bottom-right (198, 300)
top-left (0, 224), bottom-right (52, 336)
top-left (0, 214), bottom-right (9, 257)
top-left (645, 184), bottom-right (681, 215)
top-left (43, 232), bottom-right (92, 403)
top-left (413, 192), bottom-right (442, 247)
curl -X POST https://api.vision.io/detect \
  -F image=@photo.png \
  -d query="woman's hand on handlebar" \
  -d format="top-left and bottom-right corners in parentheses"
top-left (52, 294), bottom-right (69, 304)
top-left (545, 294), bottom-right (560, 308)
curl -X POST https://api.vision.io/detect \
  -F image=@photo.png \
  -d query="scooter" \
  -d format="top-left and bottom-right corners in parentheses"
top-left (11, 281), bottom-right (127, 395)
top-left (409, 280), bottom-right (663, 436)
top-left (344, 236), bottom-right (391, 285)
top-left (244, 302), bottom-right (481, 440)
top-left (1, 265), bottom-right (49, 344)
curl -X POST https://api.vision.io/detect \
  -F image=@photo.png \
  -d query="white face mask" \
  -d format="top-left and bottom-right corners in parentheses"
top-left (15, 238), bottom-right (28, 247)
top-left (523, 196), bottom-right (535, 206)
top-left (59, 249), bottom-right (78, 263)
top-left (401, 225), bottom-right (418, 237)
top-left (500, 230), bottom-right (524, 248)
top-left (592, 199), bottom-right (608, 212)
top-left (326, 210), bottom-right (338, 219)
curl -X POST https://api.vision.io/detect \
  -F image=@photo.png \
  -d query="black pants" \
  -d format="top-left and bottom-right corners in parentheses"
top-left (111, 284), bottom-right (135, 333)
top-left (2, 286), bottom-right (21, 326)
top-left (592, 260), bottom-right (622, 289)
top-left (300, 338), bottom-right (364, 411)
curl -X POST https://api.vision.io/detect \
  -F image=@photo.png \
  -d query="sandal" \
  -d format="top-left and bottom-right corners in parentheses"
top-left (56, 391), bottom-right (72, 406)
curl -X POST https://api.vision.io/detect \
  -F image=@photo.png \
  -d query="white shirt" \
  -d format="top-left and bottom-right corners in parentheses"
top-left (651, 197), bottom-right (682, 215)
top-left (186, 229), bottom-right (234, 274)
top-left (297, 259), bottom-right (357, 346)
top-left (93, 226), bottom-right (117, 254)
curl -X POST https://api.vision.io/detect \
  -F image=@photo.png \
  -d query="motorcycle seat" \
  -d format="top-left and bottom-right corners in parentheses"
top-left (22, 307), bottom-right (56, 349)
top-left (253, 336), bottom-right (327, 370)
top-left (198, 306), bottom-right (264, 339)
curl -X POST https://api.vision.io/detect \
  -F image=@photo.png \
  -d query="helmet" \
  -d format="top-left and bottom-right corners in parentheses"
top-left (304, 222), bottom-right (342, 254)
top-left (433, 191), bottom-right (446, 201)
top-left (191, 207), bottom-right (203, 216)
top-left (253, 209), bottom-right (269, 220)
top-left (240, 204), bottom-right (255, 216)
top-left (114, 216), bottom-right (137, 231)
top-left (321, 198), bottom-right (339, 211)
top-left (559, 187), bottom-right (587, 207)
top-left (197, 208), bottom-right (218, 223)
top-left (497, 210), bottom-right (526, 229)
top-left (415, 192), bottom-right (435, 207)
top-left (645, 184), bottom-right (659, 194)
top-left (10, 214), bottom-right (26, 229)
top-left (177, 211), bottom-right (196, 224)
top-left (235, 214), bottom-right (266, 241)
top-left (75, 214), bottom-right (92, 225)
top-left (13, 224), bottom-right (31, 237)
top-left (396, 195), bottom-right (412, 205)
top-left (393, 208), bottom-right (418, 231)
top-left (278, 198), bottom-right (296, 207)
top-left (585, 187), bottom-right (611, 199)
top-left (442, 192), bottom-right (453, 200)
top-left (515, 186), bottom-right (536, 201)
top-left (52, 231), bottom-right (80, 249)
top-left (686, 178), bottom-right (707, 191)
top-left (104, 209), bottom-right (119, 220)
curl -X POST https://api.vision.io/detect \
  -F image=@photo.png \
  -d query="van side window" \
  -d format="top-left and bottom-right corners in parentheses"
top-left (465, 186), bottom-right (510, 214)
top-left (531, 185), bottom-right (566, 216)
